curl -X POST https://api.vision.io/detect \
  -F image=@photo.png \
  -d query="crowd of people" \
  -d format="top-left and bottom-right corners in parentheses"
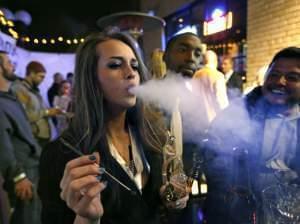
top-left (0, 27), bottom-right (299, 224)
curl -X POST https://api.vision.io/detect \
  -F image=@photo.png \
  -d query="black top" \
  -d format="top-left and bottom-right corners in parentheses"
top-left (47, 83), bottom-right (60, 107)
top-left (38, 136), bottom-right (164, 224)
top-left (226, 71), bottom-right (244, 100)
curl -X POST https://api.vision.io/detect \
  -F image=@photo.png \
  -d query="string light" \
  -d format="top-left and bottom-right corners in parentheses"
top-left (24, 37), bottom-right (30, 42)
top-left (0, 16), bottom-right (7, 26)
top-left (0, 11), bottom-right (86, 46)
top-left (7, 20), bottom-right (14, 27)
top-left (8, 28), bottom-right (18, 39)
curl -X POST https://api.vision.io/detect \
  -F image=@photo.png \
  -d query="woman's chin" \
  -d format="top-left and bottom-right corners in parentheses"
top-left (123, 98), bottom-right (137, 108)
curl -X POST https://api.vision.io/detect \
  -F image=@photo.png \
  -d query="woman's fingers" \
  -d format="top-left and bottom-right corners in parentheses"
top-left (73, 182), bottom-right (107, 218)
top-left (60, 153), bottom-right (100, 189)
top-left (63, 175), bottom-right (101, 205)
top-left (59, 152), bottom-right (105, 219)
top-left (66, 163), bottom-right (100, 183)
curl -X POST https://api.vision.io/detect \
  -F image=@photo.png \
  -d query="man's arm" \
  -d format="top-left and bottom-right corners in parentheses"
top-left (0, 111), bottom-right (26, 184)
top-left (11, 83), bottom-right (48, 123)
top-left (0, 111), bottom-right (34, 200)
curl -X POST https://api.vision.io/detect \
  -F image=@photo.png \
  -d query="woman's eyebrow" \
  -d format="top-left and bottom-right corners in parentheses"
top-left (109, 56), bottom-right (123, 60)
top-left (109, 56), bottom-right (137, 61)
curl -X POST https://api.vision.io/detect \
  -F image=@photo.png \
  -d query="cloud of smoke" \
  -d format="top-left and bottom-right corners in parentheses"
top-left (130, 72), bottom-right (254, 148)
top-left (130, 73), bottom-right (212, 143)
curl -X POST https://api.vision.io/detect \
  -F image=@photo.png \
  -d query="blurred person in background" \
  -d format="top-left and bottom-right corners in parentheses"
top-left (193, 50), bottom-right (229, 124)
top-left (66, 72), bottom-right (74, 87)
top-left (150, 48), bottom-right (167, 79)
top-left (11, 61), bottom-right (62, 148)
top-left (47, 72), bottom-right (63, 107)
top-left (0, 51), bottom-right (42, 224)
top-left (53, 80), bottom-right (72, 135)
top-left (220, 55), bottom-right (244, 100)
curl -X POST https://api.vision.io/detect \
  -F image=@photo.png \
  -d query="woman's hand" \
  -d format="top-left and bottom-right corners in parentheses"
top-left (60, 153), bottom-right (106, 222)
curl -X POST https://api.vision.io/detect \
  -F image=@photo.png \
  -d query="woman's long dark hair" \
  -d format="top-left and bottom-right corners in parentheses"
top-left (63, 31), bottom-right (166, 154)
top-left (60, 31), bottom-right (167, 214)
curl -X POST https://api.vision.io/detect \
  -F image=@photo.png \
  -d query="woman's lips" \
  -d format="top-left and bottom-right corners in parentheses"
top-left (126, 85), bottom-right (137, 95)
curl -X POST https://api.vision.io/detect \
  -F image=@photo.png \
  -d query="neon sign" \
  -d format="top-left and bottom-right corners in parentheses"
top-left (203, 11), bottom-right (233, 36)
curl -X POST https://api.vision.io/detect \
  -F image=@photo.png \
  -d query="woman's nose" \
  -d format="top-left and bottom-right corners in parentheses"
top-left (124, 65), bottom-right (136, 80)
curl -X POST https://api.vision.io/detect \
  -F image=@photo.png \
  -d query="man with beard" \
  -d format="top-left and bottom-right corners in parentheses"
top-left (204, 47), bottom-right (300, 223)
top-left (161, 33), bottom-right (207, 224)
top-left (11, 61), bottom-right (62, 148)
top-left (0, 51), bottom-right (42, 224)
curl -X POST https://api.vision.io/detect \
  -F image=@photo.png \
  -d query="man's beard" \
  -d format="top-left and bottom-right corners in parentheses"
top-left (2, 67), bottom-right (17, 82)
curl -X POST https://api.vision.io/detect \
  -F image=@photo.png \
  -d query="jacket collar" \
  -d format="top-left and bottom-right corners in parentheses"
top-left (22, 79), bottom-right (40, 93)
top-left (0, 90), bottom-right (17, 101)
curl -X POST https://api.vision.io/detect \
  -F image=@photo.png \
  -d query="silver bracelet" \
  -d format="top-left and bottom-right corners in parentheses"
top-left (13, 173), bottom-right (26, 183)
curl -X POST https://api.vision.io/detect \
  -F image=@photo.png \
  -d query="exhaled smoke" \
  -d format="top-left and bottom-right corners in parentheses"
top-left (130, 73), bottom-right (253, 147)
top-left (130, 73), bottom-right (214, 143)
top-left (130, 74), bottom-right (190, 113)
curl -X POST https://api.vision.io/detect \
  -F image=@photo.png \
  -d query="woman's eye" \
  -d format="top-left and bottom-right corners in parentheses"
top-left (131, 62), bottom-right (139, 70)
top-left (107, 62), bottom-right (122, 69)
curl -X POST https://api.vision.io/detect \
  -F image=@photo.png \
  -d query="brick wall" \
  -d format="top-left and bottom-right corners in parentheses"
top-left (247, 0), bottom-right (300, 85)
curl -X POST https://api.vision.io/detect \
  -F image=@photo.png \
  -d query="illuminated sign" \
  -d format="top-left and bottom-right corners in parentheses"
top-left (203, 11), bottom-right (233, 36)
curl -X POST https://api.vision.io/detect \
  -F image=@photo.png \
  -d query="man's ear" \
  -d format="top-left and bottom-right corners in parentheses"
top-left (27, 71), bottom-right (35, 77)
